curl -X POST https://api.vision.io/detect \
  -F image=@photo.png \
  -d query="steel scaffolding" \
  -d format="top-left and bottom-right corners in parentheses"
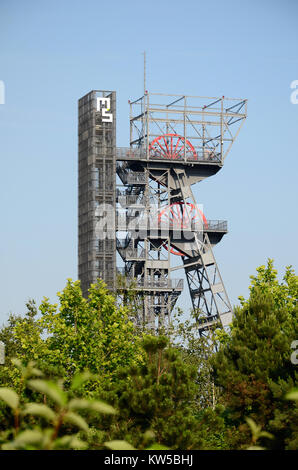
top-left (78, 90), bottom-right (247, 334)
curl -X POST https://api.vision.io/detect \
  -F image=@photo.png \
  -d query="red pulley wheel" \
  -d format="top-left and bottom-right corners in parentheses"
top-left (149, 133), bottom-right (197, 160)
top-left (158, 202), bottom-right (208, 256)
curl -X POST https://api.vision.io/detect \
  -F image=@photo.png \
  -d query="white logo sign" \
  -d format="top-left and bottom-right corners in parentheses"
top-left (96, 97), bottom-right (113, 122)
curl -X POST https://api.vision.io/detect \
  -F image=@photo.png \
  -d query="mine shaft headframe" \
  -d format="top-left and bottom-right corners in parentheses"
top-left (129, 92), bottom-right (247, 164)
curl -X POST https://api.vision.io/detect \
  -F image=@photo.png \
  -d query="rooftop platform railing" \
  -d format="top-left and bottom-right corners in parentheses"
top-left (116, 215), bottom-right (227, 233)
top-left (116, 147), bottom-right (221, 164)
top-left (116, 271), bottom-right (184, 291)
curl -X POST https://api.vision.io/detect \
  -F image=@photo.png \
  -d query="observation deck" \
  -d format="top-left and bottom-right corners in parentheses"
top-left (116, 147), bottom-right (222, 166)
top-left (116, 214), bottom-right (227, 246)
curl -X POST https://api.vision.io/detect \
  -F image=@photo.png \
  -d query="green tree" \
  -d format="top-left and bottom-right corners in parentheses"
top-left (101, 335), bottom-right (204, 449)
top-left (0, 279), bottom-right (143, 400)
top-left (0, 300), bottom-right (42, 369)
top-left (212, 259), bottom-right (298, 449)
top-left (168, 308), bottom-right (222, 409)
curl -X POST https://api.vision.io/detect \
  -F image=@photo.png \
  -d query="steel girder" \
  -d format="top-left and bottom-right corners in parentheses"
top-left (116, 92), bottom-right (246, 333)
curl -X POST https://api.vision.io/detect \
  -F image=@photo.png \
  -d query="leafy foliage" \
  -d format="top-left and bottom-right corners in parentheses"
top-left (212, 259), bottom-right (298, 449)
top-left (0, 260), bottom-right (297, 450)
top-left (0, 279), bottom-right (143, 393)
top-left (101, 335), bottom-right (200, 449)
top-left (0, 361), bottom-right (116, 450)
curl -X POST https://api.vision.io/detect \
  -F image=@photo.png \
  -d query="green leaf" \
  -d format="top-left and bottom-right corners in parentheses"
top-left (63, 411), bottom-right (89, 431)
top-left (54, 434), bottom-right (88, 450)
top-left (0, 388), bottom-right (19, 410)
top-left (89, 400), bottom-right (116, 414)
top-left (11, 358), bottom-right (23, 370)
top-left (30, 367), bottom-right (44, 378)
top-left (68, 398), bottom-right (91, 411)
top-left (28, 380), bottom-right (67, 407)
top-left (16, 429), bottom-right (44, 445)
top-left (258, 431), bottom-right (274, 440)
top-left (104, 440), bottom-right (136, 450)
top-left (2, 429), bottom-right (44, 449)
top-left (285, 389), bottom-right (298, 401)
top-left (69, 398), bottom-right (116, 414)
top-left (146, 444), bottom-right (170, 450)
top-left (11, 359), bottom-right (43, 378)
top-left (143, 429), bottom-right (155, 440)
top-left (70, 371), bottom-right (93, 390)
top-left (245, 417), bottom-right (260, 438)
top-left (247, 446), bottom-right (265, 450)
top-left (23, 403), bottom-right (56, 422)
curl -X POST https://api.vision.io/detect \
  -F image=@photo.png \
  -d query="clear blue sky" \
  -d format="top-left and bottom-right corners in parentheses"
top-left (0, 0), bottom-right (297, 324)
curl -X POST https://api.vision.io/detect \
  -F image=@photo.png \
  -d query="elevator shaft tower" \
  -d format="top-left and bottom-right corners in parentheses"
top-left (78, 90), bottom-right (116, 296)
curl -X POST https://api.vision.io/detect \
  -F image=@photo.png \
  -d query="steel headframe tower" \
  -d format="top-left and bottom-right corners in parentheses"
top-left (78, 90), bottom-right (247, 335)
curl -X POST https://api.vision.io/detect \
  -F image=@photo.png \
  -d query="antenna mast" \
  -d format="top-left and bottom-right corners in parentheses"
top-left (143, 51), bottom-right (146, 95)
